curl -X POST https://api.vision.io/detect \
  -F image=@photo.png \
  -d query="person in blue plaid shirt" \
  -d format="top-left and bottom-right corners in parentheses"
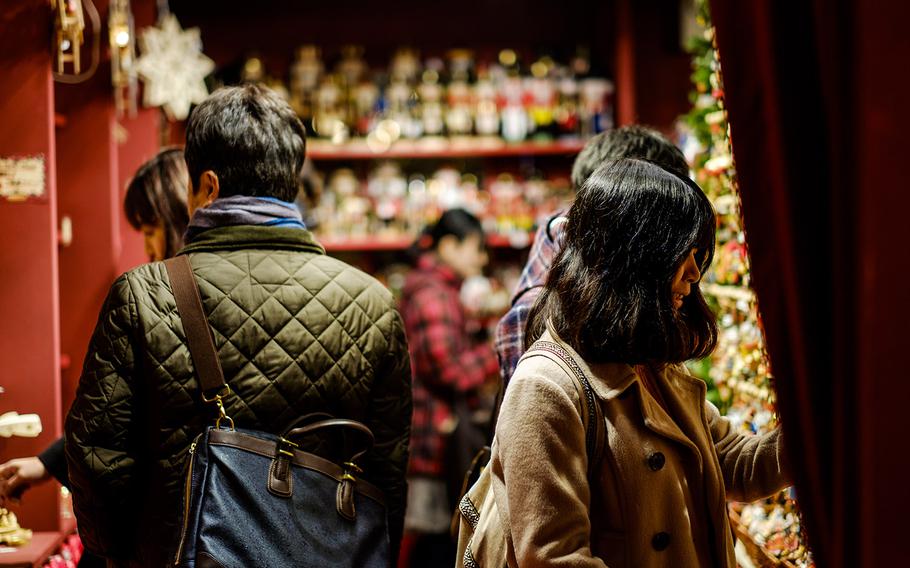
top-left (494, 126), bottom-right (693, 387)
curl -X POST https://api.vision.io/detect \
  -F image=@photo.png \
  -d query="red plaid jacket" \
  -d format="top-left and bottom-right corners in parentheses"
top-left (399, 255), bottom-right (499, 477)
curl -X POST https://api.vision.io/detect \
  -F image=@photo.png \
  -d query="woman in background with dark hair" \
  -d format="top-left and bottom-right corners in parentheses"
top-left (399, 208), bottom-right (499, 568)
top-left (123, 146), bottom-right (190, 261)
top-left (490, 159), bottom-right (790, 567)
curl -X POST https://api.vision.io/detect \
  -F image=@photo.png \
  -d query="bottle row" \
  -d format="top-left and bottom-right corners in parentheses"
top-left (305, 163), bottom-right (574, 246)
top-left (230, 46), bottom-right (614, 144)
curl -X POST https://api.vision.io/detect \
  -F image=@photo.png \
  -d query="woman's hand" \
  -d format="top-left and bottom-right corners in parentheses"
top-left (0, 457), bottom-right (51, 504)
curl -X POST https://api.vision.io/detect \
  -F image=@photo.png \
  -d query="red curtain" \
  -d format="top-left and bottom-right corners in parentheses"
top-left (710, 1), bottom-right (910, 566)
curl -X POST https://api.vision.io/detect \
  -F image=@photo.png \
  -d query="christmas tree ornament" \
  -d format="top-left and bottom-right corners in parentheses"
top-left (134, 14), bottom-right (214, 121)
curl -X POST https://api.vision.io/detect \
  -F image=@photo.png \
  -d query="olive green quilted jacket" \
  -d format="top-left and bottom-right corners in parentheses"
top-left (64, 226), bottom-right (412, 566)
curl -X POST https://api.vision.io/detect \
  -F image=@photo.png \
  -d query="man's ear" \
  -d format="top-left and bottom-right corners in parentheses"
top-left (197, 170), bottom-right (220, 206)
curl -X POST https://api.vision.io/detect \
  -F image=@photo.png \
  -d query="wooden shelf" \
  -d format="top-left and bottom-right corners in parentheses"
top-left (319, 232), bottom-right (534, 252)
top-left (307, 137), bottom-right (585, 161)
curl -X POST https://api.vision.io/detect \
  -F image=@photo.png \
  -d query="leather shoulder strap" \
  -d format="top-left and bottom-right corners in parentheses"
top-left (526, 340), bottom-right (605, 477)
top-left (164, 255), bottom-right (227, 394)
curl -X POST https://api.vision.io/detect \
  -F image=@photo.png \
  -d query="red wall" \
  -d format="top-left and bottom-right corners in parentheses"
top-left (0, 1), bottom-right (63, 532)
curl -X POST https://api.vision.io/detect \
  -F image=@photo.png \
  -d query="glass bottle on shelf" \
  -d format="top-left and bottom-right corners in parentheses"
top-left (354, 79), bottom-right (380, 137)
top-left (579, 77), bottom-right (615, 136)
top-left (526, 56), bottom-right (557, 140)
top-left (336, 45), bottom-right (368, 131)
top-left (418, 68), bottom-right (446, 137)
top-left (289, 45), bottom-right (324, 120)
top-left (554, 66), bottom-right (581, 138)
top-left (385, 80), bottom-right (420, 141)
top-left (474, 64), bottom-right (500, 137)
top-left (367, 162), bottom-right (408, 237)
top-left (387, 48), bottom-right (424, 139)
top-left (313, 75), bottom-right (348, 143)
top-left (498, 49), bottom-right (529, 142)
top-left (390, 48), bottom-right (421, 84)
top-left (445, 49), bottom-right (475, 137)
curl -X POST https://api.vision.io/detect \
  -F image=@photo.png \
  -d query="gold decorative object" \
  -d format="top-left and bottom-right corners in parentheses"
top-left (50, 0), bottom-right (85, 74)
top-left (109, 0), bottom-right (137, 117)
top-left (0, 508), bottom-right (32, 547)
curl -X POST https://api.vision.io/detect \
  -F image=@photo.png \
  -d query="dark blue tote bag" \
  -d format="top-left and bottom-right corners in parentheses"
top-left (166, 256), bottom-right (390, 568)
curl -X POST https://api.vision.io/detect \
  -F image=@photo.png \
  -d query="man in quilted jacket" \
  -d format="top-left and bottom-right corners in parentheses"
top-left (64, 84), bottom-right (412, 567)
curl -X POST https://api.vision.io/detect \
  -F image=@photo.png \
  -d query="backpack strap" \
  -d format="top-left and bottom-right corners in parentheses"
top-left (524, 340), bottom-right (605, 477)
top-left (164, 256), bottom-right (231, 406)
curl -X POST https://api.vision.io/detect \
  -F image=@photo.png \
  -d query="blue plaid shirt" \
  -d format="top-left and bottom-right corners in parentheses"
top-left (494, 212), bottom-right (567, 386)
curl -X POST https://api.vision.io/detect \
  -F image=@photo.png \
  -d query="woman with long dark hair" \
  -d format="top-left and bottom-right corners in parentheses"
top-left (399, 208), bottom-right (499, 567)
top-left (490, 159), bottom-right (790, 567)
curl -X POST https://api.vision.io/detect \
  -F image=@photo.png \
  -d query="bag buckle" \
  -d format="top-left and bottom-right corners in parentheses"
top-left (342, 461), bottom-right (363, 481)
top-left (202, 386), bottom-right (235, 430)
top-left (278, 437), bottom-right (299, 458)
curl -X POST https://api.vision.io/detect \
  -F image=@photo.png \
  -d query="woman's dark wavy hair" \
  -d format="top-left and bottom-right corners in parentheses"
top-left (123, 147), bottom-right (190, 259)
top-left (526, 158), bottom-right (718, 364)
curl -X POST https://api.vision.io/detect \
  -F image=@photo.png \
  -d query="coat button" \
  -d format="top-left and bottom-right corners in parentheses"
top-left (647, 451), bottom-right (666, 471)
top-left (652, 531), bottom-right (671, 551)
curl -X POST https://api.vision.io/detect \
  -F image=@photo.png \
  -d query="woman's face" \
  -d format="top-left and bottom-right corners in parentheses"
top-left (141, 221), bottom-right (167, 262)
top-left (670, 248), bottom-right (702, 310)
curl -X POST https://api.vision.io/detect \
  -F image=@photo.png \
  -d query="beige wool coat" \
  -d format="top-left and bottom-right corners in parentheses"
top-left (489, 330), bottom-right (790, 567)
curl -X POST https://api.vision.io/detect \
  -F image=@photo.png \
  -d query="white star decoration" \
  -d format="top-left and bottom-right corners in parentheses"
top-left (134, 14), bottom-right (215, 121)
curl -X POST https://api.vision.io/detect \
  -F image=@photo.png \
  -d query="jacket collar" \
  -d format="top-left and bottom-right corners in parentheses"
top-left (541, 327), bottom-right (707, 467)
top-left (177, 225), bottom-right (326, 256)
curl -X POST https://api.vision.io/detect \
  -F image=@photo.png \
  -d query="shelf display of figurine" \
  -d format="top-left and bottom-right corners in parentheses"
top-left (681, 2), bottom-right (814, 567)
top-left (308, 163), bottom-right (572, 248)
top-left (248, 46), bottom-right (613, 145)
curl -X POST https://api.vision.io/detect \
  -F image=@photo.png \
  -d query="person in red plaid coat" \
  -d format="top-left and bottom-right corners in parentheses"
top-left (399, 209), bottom-right (499, 567)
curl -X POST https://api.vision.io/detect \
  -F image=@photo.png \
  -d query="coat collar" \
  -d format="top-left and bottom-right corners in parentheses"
top-left (541, 327), bottom-right (708, 468)
top-left (177, 225), bottom-right (326, 256)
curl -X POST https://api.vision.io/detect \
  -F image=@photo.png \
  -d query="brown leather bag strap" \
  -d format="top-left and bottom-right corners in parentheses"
top-left (164, 255), bottom-right (227, 395)
top-left (526, 340), bottom-right (605, 478)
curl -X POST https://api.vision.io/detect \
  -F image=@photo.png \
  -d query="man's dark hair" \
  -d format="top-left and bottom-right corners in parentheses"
top-left (124, 147), bottom-right (189, 258)
top-left (570, 125), bottom-right (690, 188)
top-left (528, 158), bottom-right (717, 364)
top-left (185, 84), bottom-right (306, 202)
